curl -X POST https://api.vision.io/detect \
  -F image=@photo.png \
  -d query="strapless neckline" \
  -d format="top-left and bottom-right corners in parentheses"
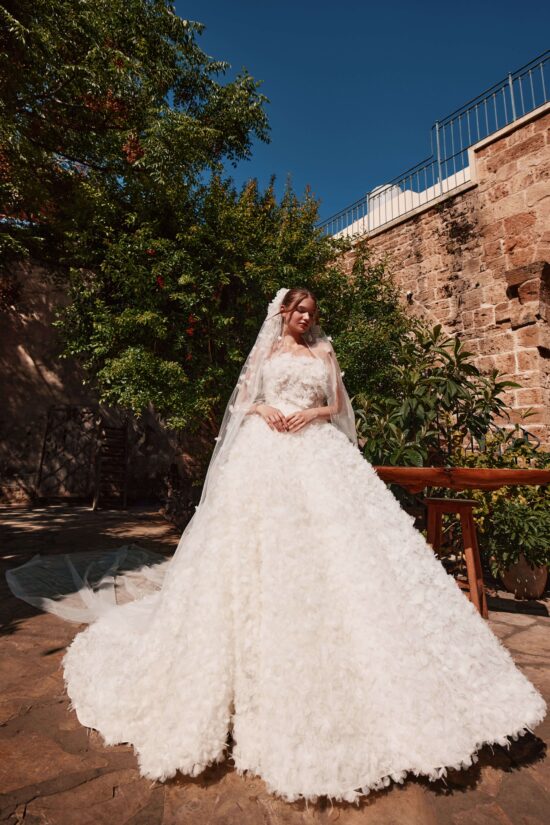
top-left (267, 351), bottom-right (321, 364)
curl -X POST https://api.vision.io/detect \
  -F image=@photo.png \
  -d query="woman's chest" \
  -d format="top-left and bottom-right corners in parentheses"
top-left (262, 354), bottom-right (329, 404)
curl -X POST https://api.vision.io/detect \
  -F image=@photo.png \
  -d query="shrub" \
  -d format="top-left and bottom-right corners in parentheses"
top-left (354, 323), bottom-right (518, 467)
top-left (451, 429), bottom-right (550, 576)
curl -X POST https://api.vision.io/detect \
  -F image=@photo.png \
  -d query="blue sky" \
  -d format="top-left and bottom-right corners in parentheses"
top-left (174, 1), bottom-right (549, 223)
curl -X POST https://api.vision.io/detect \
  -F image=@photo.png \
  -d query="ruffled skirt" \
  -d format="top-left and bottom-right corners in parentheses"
top-left (62, 414), bottom-right (546, 803)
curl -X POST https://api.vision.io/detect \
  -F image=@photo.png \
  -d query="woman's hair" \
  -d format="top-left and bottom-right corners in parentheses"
top-left (279, 287), bottom-right (319, 324)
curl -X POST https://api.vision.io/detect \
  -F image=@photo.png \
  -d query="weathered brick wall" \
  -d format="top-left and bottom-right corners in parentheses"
top-left (342, 104), bottom-right (550, 445)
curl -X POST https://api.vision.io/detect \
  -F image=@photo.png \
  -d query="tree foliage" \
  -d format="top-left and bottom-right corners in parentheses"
top-left (57, 177), bottom-right (413, 439)
top-left (0, 0), bottom-right (269, 260)
top-left (311, 240), bottom-right (414, 401)
top-left (59, 174), bottom-right (356, 433)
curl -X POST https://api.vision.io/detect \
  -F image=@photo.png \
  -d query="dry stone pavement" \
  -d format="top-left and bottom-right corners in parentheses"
top-left (1, 505), bottom-right (548, 824)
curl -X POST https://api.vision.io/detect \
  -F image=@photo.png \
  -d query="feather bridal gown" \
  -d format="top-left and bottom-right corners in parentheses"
top-left (14, 351), bottom-right (547, 803)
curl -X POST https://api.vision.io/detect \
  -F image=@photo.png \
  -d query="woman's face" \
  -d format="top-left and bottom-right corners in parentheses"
top-left (283, 295), bottom-right (316, 336)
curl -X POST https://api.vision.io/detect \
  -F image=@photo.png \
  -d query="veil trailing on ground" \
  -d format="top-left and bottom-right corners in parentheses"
top-left (6, 288), bottom-right (358, 624)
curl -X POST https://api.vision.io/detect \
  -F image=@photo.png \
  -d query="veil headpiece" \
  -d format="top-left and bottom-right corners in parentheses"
top-left (195, 287), bottom-right (358, 514)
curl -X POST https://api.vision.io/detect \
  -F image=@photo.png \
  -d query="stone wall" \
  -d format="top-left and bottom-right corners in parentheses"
top-left (0, 262), bottom-right (190, 505)
top-left (342, 103), bottom-right (550, 445)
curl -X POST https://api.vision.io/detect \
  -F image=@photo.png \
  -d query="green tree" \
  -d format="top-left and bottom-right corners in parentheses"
top-left (0, 0), bottom-right (269, 261)
top-left (57, 170), bottom-right (416, 443)
top-left (58, 174), bottom-right (351, 436)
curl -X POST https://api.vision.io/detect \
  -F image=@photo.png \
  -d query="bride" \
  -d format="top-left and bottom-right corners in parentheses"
top-left (7, 287), bottom-right (547, 804)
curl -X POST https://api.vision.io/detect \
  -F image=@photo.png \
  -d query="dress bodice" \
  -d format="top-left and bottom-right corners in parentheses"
top-left (260, 352), bottom-right (329, 412)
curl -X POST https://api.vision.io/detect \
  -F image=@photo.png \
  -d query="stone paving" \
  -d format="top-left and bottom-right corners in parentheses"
top-left (1, 505), bottom-right (548, 824)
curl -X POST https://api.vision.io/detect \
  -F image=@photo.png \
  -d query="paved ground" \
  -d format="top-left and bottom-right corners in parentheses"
top-left (1, 505), bottom-right (549, 824)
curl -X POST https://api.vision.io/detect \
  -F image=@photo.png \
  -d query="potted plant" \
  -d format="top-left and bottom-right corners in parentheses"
top-left (447, 427), bottom-right (550, 600)
top-left (484, 498), bottom-right (550, 599)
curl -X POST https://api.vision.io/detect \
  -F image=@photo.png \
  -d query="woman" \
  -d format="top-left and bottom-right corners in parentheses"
top-left (8, 287), bottom-right (547, 804)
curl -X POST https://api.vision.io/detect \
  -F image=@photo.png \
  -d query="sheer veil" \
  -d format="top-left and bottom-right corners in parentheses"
top-left (6, 288), bottom-right (358, 623)
top-left (195, 287), bottom-right (357, 513)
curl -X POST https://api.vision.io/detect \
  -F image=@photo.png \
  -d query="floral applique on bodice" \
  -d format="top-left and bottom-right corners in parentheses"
top-left (261, 352), bottom-right (329, 411)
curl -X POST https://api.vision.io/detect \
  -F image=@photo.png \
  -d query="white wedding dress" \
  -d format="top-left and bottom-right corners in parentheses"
top-left (52, 353), bottom-right (546, 801)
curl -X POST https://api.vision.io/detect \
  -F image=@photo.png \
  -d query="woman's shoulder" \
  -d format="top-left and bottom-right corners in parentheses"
top-left (309, 338), bottom-right (335, 359)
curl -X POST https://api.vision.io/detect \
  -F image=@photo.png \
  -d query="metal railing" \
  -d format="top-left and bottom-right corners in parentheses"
top-left (319, 50), bottom-right (549, 239)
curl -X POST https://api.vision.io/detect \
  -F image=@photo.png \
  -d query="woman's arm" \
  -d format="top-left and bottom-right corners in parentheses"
top-left (285, 401), bottom-right (336, 432)
top-left (305, 404), bottom-right (335, 421)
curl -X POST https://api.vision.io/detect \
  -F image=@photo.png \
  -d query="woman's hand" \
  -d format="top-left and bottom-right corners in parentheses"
top-left (255, 404), bottom-right (288, 432)
top-left (285, 408), bottom-right (317, 433)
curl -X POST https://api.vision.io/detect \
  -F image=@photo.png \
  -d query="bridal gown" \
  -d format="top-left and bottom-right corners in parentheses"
top-left (59, 351), bottom-right (545, 803)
